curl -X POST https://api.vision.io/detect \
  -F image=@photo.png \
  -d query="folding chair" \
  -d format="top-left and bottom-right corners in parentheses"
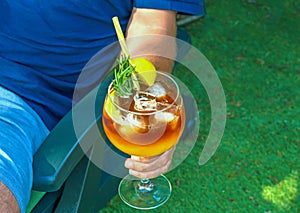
top-left (28, 75), bottom-right (122, 213)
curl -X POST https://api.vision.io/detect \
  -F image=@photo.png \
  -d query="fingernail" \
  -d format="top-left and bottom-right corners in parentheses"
top-left (131, 156), bottom-right (139, 160)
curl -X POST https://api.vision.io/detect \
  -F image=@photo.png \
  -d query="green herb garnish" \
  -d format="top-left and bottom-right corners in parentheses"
top-left (112, 55), bottom-right (137, 97)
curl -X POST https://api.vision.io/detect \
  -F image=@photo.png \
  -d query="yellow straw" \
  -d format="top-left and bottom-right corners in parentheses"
top-left (112, 16), bottom-right (130, 56)
top-left (112, 16), bottom-right (140, 90)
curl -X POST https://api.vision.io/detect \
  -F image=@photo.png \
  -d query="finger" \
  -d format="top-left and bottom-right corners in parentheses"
top-left (129, 160), bottom-right (172, 179)
top-left (125, 156), bottom-right (164, 172)
top-left (125, 147), bottom-right (175, 172)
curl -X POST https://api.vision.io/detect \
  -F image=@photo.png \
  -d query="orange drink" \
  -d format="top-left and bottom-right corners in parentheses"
top-left (102, 71), bottom-right (185, 157)
top-left (107, 17), bottom-right (185, 210)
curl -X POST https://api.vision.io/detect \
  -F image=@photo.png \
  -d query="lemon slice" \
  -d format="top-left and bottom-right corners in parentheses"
top-left (130, 57), bottom-right (156, 86)
top-left (104, 90), bottom-right (121, 120)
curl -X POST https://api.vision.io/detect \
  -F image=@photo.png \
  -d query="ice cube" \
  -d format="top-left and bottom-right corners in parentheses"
top-left (146, 83), bottom-right (167, 98)
top-left (155, 111), bottom-right (181, 131)
top-left (116, 113), bottom-right (165, 145)
top-left (168, 115), bottom-right (180, 130)
top-left (155, 112), bottom-right (176, 122)
top-left (115, 113), bottom-right (149, 141)
top-left (134, 91), bottom-right (157, 112)
top-left (126, 113), bottom-right (149, 133)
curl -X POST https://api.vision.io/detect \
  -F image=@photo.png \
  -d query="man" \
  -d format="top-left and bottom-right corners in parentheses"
top-left (0, 1), bottom-right (205, 212)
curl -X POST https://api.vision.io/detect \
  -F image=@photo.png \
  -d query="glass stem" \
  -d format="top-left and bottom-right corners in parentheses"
top-left (137, 179), bottom-right (154, 193)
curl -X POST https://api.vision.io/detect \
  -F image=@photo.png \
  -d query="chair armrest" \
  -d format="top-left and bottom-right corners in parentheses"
top-left (32, 77), bottom-right (110, 192)
top-left (32, 108), bottom-right (85, 192)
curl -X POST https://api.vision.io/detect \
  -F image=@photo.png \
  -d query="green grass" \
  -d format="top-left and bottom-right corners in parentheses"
top-left (99, 1), bottom-right (300, 212)
top-left (27, 1), bottom-right (299, 212)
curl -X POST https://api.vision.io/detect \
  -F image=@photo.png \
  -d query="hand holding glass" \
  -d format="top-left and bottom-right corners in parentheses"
top-left (102, 71), bottom-right (185, 209)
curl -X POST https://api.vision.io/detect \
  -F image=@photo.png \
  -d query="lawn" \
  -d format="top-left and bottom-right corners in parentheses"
top-left (99, 0), bottom-right (299, 212)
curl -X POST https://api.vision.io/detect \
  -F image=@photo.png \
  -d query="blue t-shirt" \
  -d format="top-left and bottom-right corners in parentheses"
top-left (0, 0), bottom-right (205, 129)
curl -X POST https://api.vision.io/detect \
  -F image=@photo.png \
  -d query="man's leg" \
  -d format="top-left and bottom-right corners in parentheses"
top-left (0, 86), bottom-right (49, 213)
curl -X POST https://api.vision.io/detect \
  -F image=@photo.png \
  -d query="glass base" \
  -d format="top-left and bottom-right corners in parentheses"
top-left (118, 174), bottom-right (172, 210)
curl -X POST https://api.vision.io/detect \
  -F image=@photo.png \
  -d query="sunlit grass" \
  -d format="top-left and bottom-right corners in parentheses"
top-left (262, 171), bottom-right (298, 210)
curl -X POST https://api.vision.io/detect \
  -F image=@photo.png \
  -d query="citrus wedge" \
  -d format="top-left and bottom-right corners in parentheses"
top-left (130, 57), bottom-right (156, 86)
top-left (104, 90), bottom-right (121, 120)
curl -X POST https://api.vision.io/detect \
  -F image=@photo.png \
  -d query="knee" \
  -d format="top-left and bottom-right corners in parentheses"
top-left (0, 182), bottom-right (20, 213)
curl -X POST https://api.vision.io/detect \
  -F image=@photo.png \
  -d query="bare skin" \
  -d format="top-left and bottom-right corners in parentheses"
top-left (0, 182), bottom-right (20, 213)
top-left (126, 8), bottom-right (177, 73)
top-left (125, 146), bottom-right (176, 179)
top-left (0, 6), bottom-right (177, 212)
top-left (124, 8), bottom-right (178, 179)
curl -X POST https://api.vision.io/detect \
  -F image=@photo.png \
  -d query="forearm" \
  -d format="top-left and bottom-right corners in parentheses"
top-left (0, 182), bottom-right (20, 213)
top-left (126, 8), bottom-right (177, 73)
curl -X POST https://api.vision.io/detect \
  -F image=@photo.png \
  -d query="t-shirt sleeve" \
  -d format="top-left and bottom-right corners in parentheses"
top-left (133, 0), bottom-right (205, 15)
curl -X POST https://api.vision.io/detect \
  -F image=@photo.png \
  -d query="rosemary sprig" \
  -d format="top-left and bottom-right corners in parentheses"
top-left (112, 55), bottom-right (138, 97)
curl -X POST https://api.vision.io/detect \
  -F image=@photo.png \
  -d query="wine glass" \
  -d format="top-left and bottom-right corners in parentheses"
top-left (102, 71), bottom-right (185, 209)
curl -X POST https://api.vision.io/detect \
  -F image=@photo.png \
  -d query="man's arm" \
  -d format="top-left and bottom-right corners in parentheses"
top-left (0, 182), bottom-right (20, 213)
top-left (124, 8), bottom-right (178, 179)
top-left (126, 8), bottom-right (177, 73)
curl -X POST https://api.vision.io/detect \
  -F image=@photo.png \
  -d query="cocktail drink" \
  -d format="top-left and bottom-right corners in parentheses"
top-left (102, 72), bottom-right (185, 157)
top-left (102, 66), bottom-right (185, 209)
top-left (102, 16), bottom-right (185, 210)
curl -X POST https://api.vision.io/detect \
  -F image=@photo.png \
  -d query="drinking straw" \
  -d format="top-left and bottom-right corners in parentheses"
top-left (112, 16), bottom-right (140, 90)
top-left (112, 16), bottom-right (130, 56)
